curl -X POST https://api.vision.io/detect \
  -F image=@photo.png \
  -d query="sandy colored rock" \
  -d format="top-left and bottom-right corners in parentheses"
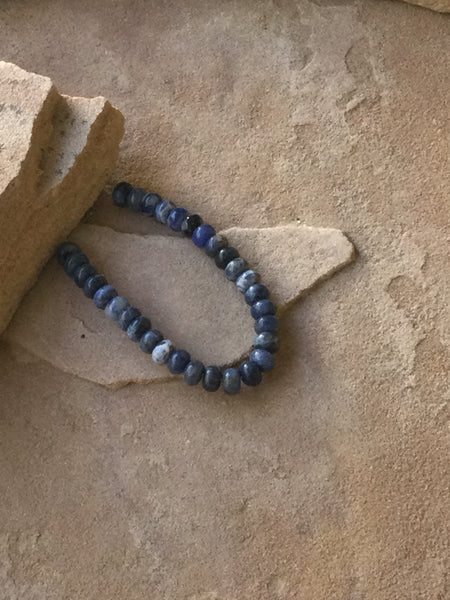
top-left (398, 0), bottom-right (450, 11)
top-left (0, 61), bottom-right (124, 335)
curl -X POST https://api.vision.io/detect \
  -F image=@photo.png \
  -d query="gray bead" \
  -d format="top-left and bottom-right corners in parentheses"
top-left (139, 329), bottom-right (163, 354)
top-left (224, 257), bottom-right (248, 282)
top-left (105, 296), bottom-right (130, 320)
top-left (152, 339), bottom-right (174, 364)
top-left (236, 269), bottom-right (260, 292)
top-left (222, 368), bottom-right (241, 395)
top-left (183, 360), bottom-right (205, 385)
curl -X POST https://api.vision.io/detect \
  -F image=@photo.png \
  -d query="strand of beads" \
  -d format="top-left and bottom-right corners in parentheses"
top-left (57, 182), bottom-right (279, 394)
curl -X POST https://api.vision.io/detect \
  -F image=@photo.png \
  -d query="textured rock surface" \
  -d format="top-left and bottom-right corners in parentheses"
top-left (0, 61), bottom-right (124, 335)
top-left (5, 223), bottom-right (354, 387)
top-left (399, 0), bottom-right (450, 11)
top-left (0, 2), bottom-right (449, 600)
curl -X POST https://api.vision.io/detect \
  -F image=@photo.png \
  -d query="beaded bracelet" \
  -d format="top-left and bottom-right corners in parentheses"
top-left (57, 182), bottom-right (280, 394)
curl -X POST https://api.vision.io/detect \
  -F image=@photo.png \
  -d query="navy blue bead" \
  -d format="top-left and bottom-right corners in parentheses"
top-left (73, 263), bottom-right (97, 288)
top-left (127, 315), bottom-right (151, 342)
top-left (105, 296), bottom-right (130, 321)
top-left (64, 252), bottom-right (89, 277)
top-left (155, 200), bottom-right (176, 223)
top-left (167, 207), bottom-right (188, 231)
top-left (128, 187), bottom-right (147, 212)
top-left (57, 242), bottom-right (80, 265)
top-left (204, 234), bottom-right (228, 257)
top-left (83, 274), bottom-right (108, 298)
top-left (168, 349), bottom-right (191, 374)
top-left (93, 285), bottom-right (118, 309)
top-left (251, 299), bottom-right (276, 320)
top-left (202, 366), bottom-right (222, 391)
top-left (192, 224), bottom-right (216, 248)
top-left (254, 315), bottom-right (279, 334)
top-left (245, 283), bottom-right (270, 306)
top-left (117, 306), bottom-right (141, 330)
top-left (250, 348), bottom-right (275, 372)
top-left (141, 192), bottom-right (161, 217)
top-left (112, 181), bottom-right (133, 207)
top-left (224, 257), bottom-right (248, 282)
top-left (139, 329), bottom-right (163, 353)
top-left (181, 214), bottom-right (203, 237)
top-left (254, 331), bottom-right (280, 353)
top-left (183, 360), bottom-right (205, 385)
top-left (222, 368), bottom-right (241, 395)
top-left (239, 361), bottom-right (262, 386)
top-left (215, 246), bottom-right (239, 269)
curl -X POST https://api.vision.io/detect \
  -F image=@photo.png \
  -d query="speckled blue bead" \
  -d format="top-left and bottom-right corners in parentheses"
top-left (73, 263), bottom-right (97, 288)
top-left (57, 242), bottom-right (80, 265)
top-left (141, 192), bottom-right (161, 217)
top-left (251, 299), bottom-right (276, 320)
top-left (167, 207), bottom-right (188, 231)
top-left (105, 296), bottom-right (130, 321)
top-left (168, 349), bottom-right (191, 374)
top-left (117, 306), bottom-right (141, 331)
top-left (152, 339), bottom-right (174, 364)
top-left (222, 368), bottom-right (241, 395)
top-left (202, 366), bottom-right (222, 391)
top-left (250, 348), bottom-right (275, 372)
top-left (128, 187), bottom-right (147, 212)
top-left (139, 329), bottom-right (163, 353)
top-left (183, 360), bottom-right (205, 385)
top-left (112, 182), bottom-right (133, 207)
top-left (215, 246), bottom-right (239, 269)
top-left (155, 200), bottom-right (176, 223)
top-left (64, 252), bottom-right (89, 277)
top-left (83, 274), bottom-right (108, 298)
top-left (245, 283), bottom-right (270, 306)
top-left (236, 269), bottom-right (260, 292)
top-left (254, 331), bottom-right (279, 353)
top-left (93, 285), bottom-right (118, 309)
top-left (204, 234), bottom-right (228, 257)
top-left (127, 315), bottom-right (151, 342)
top-left (224, 257), bottom-right (248, 281)
top-left (192, 224), bottom-right (216, 248)
top-left (254, 315), bottom-right (279, 334)
top-left (239, 361), bottom-right (262, 386)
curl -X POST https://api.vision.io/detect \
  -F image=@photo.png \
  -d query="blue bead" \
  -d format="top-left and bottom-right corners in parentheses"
top-left (155, 200), bottom-right (176, 223)
top-left (222, 368), bottom-right (241, 395)
top-left (239, 361), bottom-right (262, 386)
top-left (64, 252), bottom-right (88, 277)
top-left (105, 296), bottom-right (130, 321)
top-left (254, 331), bottom-right (280, 353)
top-left (254, 315), bottom-right (279, 334)
top-left (117, 306), bottom-right (141, 330)
top-left (128, 187), bottom-right (147, 212)
top-left (93, 285), bottom-right (118, 309)
top-left (168, 349), bottom-right (191, 374)
top-left (250, 348), bottom-right (275, 372)
top-left (83, 274), bottom-right (108, 298)
top-left (139, 329), bottom-right (163, 353)
top-left (112, 182), bottom-right (132, 207)
top-left (73, 263), bottom-right (97, 288)
top-left (251, 299), bottom-right (276, 320)
top-left (236, 269), bottom-right (259, 292)
top-left (245, 283), bottom-right (270, 306)
top-left (167, 207), bottom-right (188, 231)
top-left (183, 360), bottom-right (205, 385)
top-left (57, 241), bottom-right (80, 265)
top-left (224, 257), bottom-right (248, 281)
top-left (204, 234), bottom-right (228, 257)
top-left (152, 340), bottom-right (174, 364)
top-left (192, 224), bottom-right (216, 248)
top-left (127, 315), bottom-right (151, 342)
top-left (141, 192), bottom-right (161, 216)
top-left (202, 366), bottom-right (222, 391)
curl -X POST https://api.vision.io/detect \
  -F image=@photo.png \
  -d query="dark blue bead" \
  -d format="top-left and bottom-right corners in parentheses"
top-left (64, 252), bottom-right (89, 277)
top-left (181, 214), bottom-right (203, 237)
top-left (251, 299), bottom-right (276, 320)
top-left (204, 234), bottom-right (228, 257)
top-left (83, 274), bottom-right (108, 298)
top-left (57, 241), bottom-right (80, 265)
top-left (168, 349), bottom-right (191, 374)
top-left (254, 315), bottom-right (280, 334)
top-left (141, 192), bottom-right (161, 217)
top-left (202, 366), bottom-right (222, 391)
top-left (167, 207), bottom-right (188, 231)
top-left (73, 263), bottom-right (97, 288)
top-left (239, 361), bottom-right (262, 386)
top-left (245, 283), bottom-right (270, 306)
top-left (250, 348), bottom-right (275, 372)
top-left (117, 306), bottom-right (141, 330)
top-left (93, 285), bottom-right (118, 309)
top-left (139, 329), bottom-right (163, 353)
top-left (224, 257), bottom-right (248, 282)
top-left (105, 296), bottom-right (130, 321)
top-left (254, 331), bottom-right (280, 353)
top-left (222, 368), bottom-right (241, 395)
top-left (192, 224), bottom-right (216, 248)
top-left (214, 246), bottom-right (239, 269)
top-left (155, 200), bottom-right (176, 223)
top-left (127, 315), bottom-right (151, 342)
top-left (128, 187), bottom-right (147, 212)
top-left (183, 360), bottom-right (205, 385)
top-left (112, 181), bottom-right (133, 207)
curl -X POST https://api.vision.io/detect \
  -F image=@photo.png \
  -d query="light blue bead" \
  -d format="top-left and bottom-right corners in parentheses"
top-left (236, 269), bottom-right (259, 292)
top-left (152, 339), bottom-right (174, 364)
top-left (250, 348), bottom-right (275, 372)
top-left (105, 296), bottom-right (130, 320)
top-left (224, 257), bottom-right (248, 281)
top-left (155, 200), bottom-right (176, 223)
top-left (222, 368), bottom-right (241, 394)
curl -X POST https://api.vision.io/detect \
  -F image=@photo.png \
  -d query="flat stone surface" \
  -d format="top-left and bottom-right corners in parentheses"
top-left (398, 0), bottom-right (450, 11)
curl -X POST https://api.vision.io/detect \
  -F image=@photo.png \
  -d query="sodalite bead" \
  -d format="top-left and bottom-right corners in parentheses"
top-left (112, 182), bottom-right (133, 207)
top-left (64, 252), bottom-right (88, 277)
top-left (128, 187), bottom-right (147, 212)
top-left (222, 368), bottom-right (241, 395)
top-left (183, 360), bottom-right (205, 385)
top-left (168, 349), bottom-right (191, 374)
top-left (117, 306), bottom-right (141, 331)
top-left (167, 207), bottom-right (188, 231)
top-left (105, 296), bottom-right (130, 321)
top-left (57, 242), bottom-right (80, 265)
top-left (239, 361), bottom-right (262, 386)
top-left (73, 263), bottom-right (97, 288)
top-left (254, 331), bottom-right (280, 353)
top-left (155, 200), bottom-right (176, 223)
top-left (202, 366), bottom-right (222, 391)
top-left (215, 246), bottom-right (239, 269)
top-left (224, 257), bottom-right (248, 281)
top-left (236, 269), bottom-right (259, 292)
top-left (139, 329), bottom-right (163, 353)
top-left (181, 214), bottom-right (203, 237)
top-left (244, 283), bottom-right (270, 306)
top-left (83, 274), bottom-right (108, 298)
top-left (192, 224), bottom-right (216, 248)
top-left (127, 315), bottom-right (151, 342)
top-left (152, 340), bottom-right (174, 364)
top-left (254, 315), bottom-right (279, 334)
top-left (204, 234), bottom-right (228, 257)
top-left (93, 285), bottom-right (118, 309)
top-left (141, 192), bottom-right (161, 217)
top-left (251, 299), bottom-right (276, 320)
top-left (250, 348), bottom-right (274, 372)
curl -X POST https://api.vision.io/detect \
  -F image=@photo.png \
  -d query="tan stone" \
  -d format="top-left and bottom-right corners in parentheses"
top-left (398, 0), bottom-right (450, 11)
top-left (0, 61), bottom-right (124, 335)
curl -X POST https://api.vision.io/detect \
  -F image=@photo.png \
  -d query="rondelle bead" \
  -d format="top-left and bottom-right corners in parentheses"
top-left (167, 207), bottom-right (188, 232)
top-left (139, 329), bottom-right (163, 353)
top-left (192, 224), bottom-right (216, 248)
top-left (222, 368), bottom-right (241, 395)
top-left (141, 192), bottom-right (161, 217)
top-left (202, 366), bottom-right (222, 392)
top-left (245, 283), bottom-right (270, 306)
top-left (73, 263), bottom-right (97, 288)
top-left (83, 274), bottom-right (108, 298)
top-left (181, 214), bottom-right (203, 237)
top-left (64, 252), bottom-right (89, 277)
top-left (215, 246), bottom-right (239, 269)
top-left (204, 234), bottom-right (228, 257)
top-left (155, 200), bottom-right (176, 223)
top-left (57, 242), bottom-right (80, 265)
top-left (183, 360), bottom-right (205, 385)
top-left (105, 296), bottom-right (130, 321)
top-left (168, 349), bottom-right (191, 374)
top-left (239, 361), bottom-right (262, 386)
top-left (93, 285), bottom-right (118, 309)
top-left (152, 339), bottom-right (174, 364)
top-left (112, 181), bottom-right (133, 208)
top-left (224, 257), bottom-right (248, 282)
top-left (127, 315), bottom-right (151, 342)
top-left (251, 299), bottom-right (276, 320)
top-left (236, 269), bottom-right (260, 292)
top-left (250, 348), bottom-right (275, 372)
top-left (118, 306), bottom-right (141, 331)
top-left (254, 331), bottom-right (280, 353)
top-left (254, 315), bottom-right (279, 334)
top-left (128, 187), bottom-right (147, 212)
